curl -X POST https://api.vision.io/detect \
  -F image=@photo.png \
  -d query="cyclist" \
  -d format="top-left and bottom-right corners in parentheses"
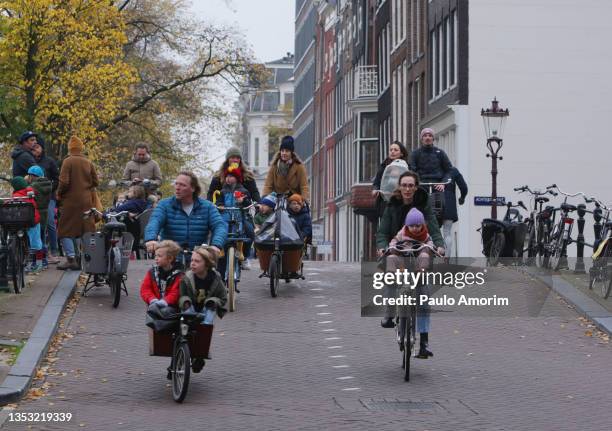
top-left (372, 141), bottom-right (409, 217)
top-left (122, 143), bottom-right (162, 194)
top-left (442, 167), bottom-right (468, 259)
top-left (144, 172), bottom-right (227, 261)
top-left (376, 171), bottom-right (445, 358)
top-left (409, 128), bottom-right (453, 192)
top-left (207, 147), bottom-right (261, 203)
top-left (262, 136), bottom-right (310, 202)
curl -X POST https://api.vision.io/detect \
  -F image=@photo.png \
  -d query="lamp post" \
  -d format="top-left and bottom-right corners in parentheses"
top-left (481, 98), bottom-right (509, 219)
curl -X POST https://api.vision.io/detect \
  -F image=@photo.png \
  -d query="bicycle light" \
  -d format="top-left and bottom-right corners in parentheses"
top-left (563, 218), bottom-right (574, 224)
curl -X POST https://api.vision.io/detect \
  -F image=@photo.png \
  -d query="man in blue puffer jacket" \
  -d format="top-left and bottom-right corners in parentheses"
top-left (144, 172), bottom-right (227, 257)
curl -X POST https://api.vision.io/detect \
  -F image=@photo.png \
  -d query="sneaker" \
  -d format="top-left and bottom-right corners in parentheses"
top-left (25, 263), bottom-right (43, 273)
top-left (380, 317), bottom-right (395, 328)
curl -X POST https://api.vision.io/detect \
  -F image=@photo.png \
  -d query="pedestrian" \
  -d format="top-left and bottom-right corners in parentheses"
top-left (372, 141), bottom-right (409, 217)
top-left (56, 136), bottom-right (99, 271)
top-left (11, 176), bottom-right (43, 272)
top-left (11, 131), bottom-right (38, 177)
top-left (409, 128), bottom-right (453, 191)
top-left (442, 167), bottom-right (468, 259)
top-left (122, 143), bottom-right (163, 188)
top-left (31, 137), bottom-right (61, 263)
top-left (144, 172), bottom-right (227, 262)
top-left (25, 165), bottom-right (52, 269)
top-left (262, 136), bottom-right (310, 202)
top-left (287, 193), bottom-right (312, 242)
top-left (376, 171), bottom-right (445, 358)
top-left (207, 146), bottom-right (261, 203)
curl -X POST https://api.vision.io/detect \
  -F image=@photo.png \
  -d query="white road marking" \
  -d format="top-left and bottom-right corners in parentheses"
top-left (318, 321), bottom-right (334, 324)
top-left (317, 312), bottom-right (332, 316)
top-left (332, 365), bottom-right (350, 368)
top-left (324, 337), bottom-right (341, 341)
top-left (314, 304), bottom-right (328, 308)
top-left (321, 329), bottom-right (337, 332)
top-left (329, 355), bottom-right (346, 358)
top-left (342, 388), bottom-right (361, 391)
top-left (327, 346), bottom-right (343, 349)
top-left (309, 288), bottom-right (323, 291)
top-left (336, 376), bottom-right (354, 380)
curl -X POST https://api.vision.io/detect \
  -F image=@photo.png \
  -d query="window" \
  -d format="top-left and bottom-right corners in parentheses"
top-left (429, 11), bottom-right (459, 100)
top-left (254, 138), bottom-right (260, 168)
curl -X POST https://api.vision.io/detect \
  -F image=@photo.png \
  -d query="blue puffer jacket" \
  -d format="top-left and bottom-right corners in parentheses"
top-left (144, 196), bottom-right (228, 250)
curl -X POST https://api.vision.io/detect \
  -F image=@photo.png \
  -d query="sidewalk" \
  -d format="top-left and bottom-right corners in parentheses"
top-left (0, 268), bottom-right (79, 404)
top-left (519, 264), bottom-right (612, 336)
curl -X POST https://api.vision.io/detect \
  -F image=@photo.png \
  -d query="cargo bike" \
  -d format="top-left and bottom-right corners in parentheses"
top-left (255, 194), bottom-right (307, 298)
top-left (148, 310), bottom-right (214, 403)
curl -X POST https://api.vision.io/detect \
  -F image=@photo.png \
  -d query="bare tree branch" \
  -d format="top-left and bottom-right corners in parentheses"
top-left (118, 0), bottom-right (132, 12)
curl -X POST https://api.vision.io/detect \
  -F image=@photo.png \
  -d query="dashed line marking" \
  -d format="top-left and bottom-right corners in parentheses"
top-left (314, 304), bottom-right (328, 308)
top-left (308, 280), bottom-right (322, 283)
top-left (327, 345), bottom-right (343, 349)
top-left (332, 365), bottom-right (350, 369)
top-left (329, 355), bottom-right (346, 359)
top-left (321, 329), bottom-right (337, 332)
top-left (336, 376), bottom-right (354, 380)
top-left (318, 321), bottom-right (334, 324)
top-left (325, 337), bottom-right (341, 341)
top-left (342, 388), bottom-right (361, 391)
top-left (309, 288), bottom-right (323, 291)
top-left (317, 312), bottom-right (332, 316)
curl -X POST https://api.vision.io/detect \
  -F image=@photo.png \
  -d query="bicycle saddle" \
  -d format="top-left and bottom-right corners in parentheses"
top-left (561, 203), bottom-right (577, 212)
top-left (535, 197), bottom-right (549, 203)
top-left (103, 220), bottom-right (126, 233)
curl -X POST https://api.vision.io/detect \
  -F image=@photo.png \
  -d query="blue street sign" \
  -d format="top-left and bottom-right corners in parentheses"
top-left (474, 196), bottom-right (506, 206)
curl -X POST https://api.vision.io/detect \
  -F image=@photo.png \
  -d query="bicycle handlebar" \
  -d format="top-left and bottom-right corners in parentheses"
top-left (420, 180), bottom-right (452, 186)
top-left (217, 203), bottom-right (256, 211)
top-left (383, 241), bottom-right (444, 258)
top-left (83, 208), bottom-right (130, 220)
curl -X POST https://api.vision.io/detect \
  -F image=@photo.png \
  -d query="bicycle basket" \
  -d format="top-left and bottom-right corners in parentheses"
top-left (0, 201), bottom-right (35, 230)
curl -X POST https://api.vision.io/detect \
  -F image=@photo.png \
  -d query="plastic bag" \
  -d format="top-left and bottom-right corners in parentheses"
top-left (379, 159), bottom-right (410, 202)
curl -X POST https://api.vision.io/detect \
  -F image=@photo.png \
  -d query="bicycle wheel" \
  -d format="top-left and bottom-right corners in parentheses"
top-left (549, 235), bottom-right (566, 271)
top-left (525, 222), bottom-right (537, 258)
top-left (227, 246), bottom-right (236, 312)
top-left (269, 254), bottom-right (279, 298)
top-left (9, 236), bottom-right (26, 294)
top-left (172, 342), bottom-right (191, 403)
top-left (488, 232), bottom-right (505, 266)
top-left (604, 275), bottom-right (612, 300)
top-left (109, 273), bottom-right (122, 308)
top-left (403, 318), bottom-right (411, 381)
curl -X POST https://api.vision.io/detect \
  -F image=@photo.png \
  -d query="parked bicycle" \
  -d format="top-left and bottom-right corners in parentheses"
top-left (514, 185), bottom-right (557, 263)
top-left (480, 201), bottom-right (527, 266)
top-left (585, 196), bottom-right (612, 298)
top-left (380, 240), bottom-right (442, 382)
top-left (0, 177), bottom-right (35, 293)
top-left (542, 184), bottom-right (582, 270)
top-left (81, 208), bottom-right (134, 307)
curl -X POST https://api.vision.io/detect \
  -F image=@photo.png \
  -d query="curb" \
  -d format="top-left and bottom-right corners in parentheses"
top-left (0, 271), bottom-right (80, 405)
top-left (521, 266), bottom-right (612, 336)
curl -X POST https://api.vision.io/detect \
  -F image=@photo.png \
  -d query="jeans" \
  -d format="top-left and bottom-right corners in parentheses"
top-left (60, 237), bottom-right (79, 258)
top-left (27, 224), bottom-right (42, 251)
top-left (442, 220), bottom-right (454, 258)
top-left (185, 305), bottom-right (216, 324)
top-left (47, 199), bottom-right (58, 254)
top-left (383, 253), bottom-right (431, 333)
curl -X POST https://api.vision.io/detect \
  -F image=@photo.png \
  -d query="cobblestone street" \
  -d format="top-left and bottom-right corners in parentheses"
top-left (2, 261), bottom-right (611, 430)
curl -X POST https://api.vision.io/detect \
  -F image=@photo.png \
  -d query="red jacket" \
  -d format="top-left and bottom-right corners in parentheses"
top-left (139, 266), bottom-right (182, 306)
top-left (12, 187), bottom-right (40, 224)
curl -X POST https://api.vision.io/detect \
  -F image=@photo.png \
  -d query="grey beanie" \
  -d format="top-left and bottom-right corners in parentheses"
top-left (225, 147), bottom-right (242, 160)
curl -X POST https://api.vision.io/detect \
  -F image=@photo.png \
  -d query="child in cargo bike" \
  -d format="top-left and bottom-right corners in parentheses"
top-left (214, 163), bottom-right (255, 260)
top-left (140, 240), bottom-right (183, 308)
top-left (287, 193), bottom-right (312, 244)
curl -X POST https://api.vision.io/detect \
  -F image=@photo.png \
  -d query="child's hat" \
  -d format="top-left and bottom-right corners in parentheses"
top-left (224, 162), bottom-right (243, 183)
top-left (27, 165), bottom-right (44, 177)
top-left (288, 193), bottom-right (304, 205)
top-left (404, 207), bottom-right (425, 226)
top-left (11, 176), bottom-right (28, 191)
top-left (260, 195), bottom-right (276, 209)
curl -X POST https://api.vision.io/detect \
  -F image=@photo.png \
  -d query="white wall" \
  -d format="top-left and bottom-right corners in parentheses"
top-left (464, 0), bottom-right (612, 256)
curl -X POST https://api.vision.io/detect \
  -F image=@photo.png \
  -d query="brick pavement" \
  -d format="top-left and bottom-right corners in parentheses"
top-left (2, 260), bottom-right (612, 430)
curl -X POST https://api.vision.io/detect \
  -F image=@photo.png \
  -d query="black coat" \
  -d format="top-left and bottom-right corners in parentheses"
top-left (35, 153), bottom-right (60, 194)
top-left (409, 145), bottom-right (453, 183)
top-left (207, 175), bottom-right (261, 203)
top-left (443, 167), bottom-right (468, 222)
top-left (11, 147), bottom-right (36, 177)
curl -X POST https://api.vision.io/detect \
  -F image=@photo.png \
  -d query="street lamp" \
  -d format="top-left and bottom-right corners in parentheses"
top-left (481, 98), bottom-right (509, 219)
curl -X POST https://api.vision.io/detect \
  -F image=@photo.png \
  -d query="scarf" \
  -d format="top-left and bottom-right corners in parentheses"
top-left (404, 225), bottom-right (430, 243)
top-left (277, 158), bottom-right (292, 177)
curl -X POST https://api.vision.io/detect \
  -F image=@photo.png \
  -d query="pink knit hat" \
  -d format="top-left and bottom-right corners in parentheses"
top-left (420, 128), bottom-right (435, 139)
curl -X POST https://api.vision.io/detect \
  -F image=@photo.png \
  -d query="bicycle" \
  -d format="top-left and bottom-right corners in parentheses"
top-left (514, 185), bottom-right (557, 263)
top-left (480, 201), bottom-right (527, 266)
top-left (380, 241), bottom-right (442, 382)
top-left (420, 180), bottom-right (452, 226)
top-left (585, 196), bottom-right (612, 298)
top-left (217, 204), bottom-right (254, 312)
top-left (81, 208), bottom-right (134, 307)
top-left (542, 184), bottom-right (583, 270)
top-left (0, 188), bottom-right (35, 294)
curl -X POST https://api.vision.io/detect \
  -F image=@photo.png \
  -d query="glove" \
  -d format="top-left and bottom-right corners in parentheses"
top-left (149, 298), bottom-right (159, 305)
top-left (458, 196), bottom-right (465, 205)
top-left (157, 299), bottom-right (168, 307)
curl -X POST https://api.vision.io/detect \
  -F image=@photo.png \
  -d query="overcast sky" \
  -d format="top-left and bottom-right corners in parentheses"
top-left (189, 0), bottom-right (295, 63)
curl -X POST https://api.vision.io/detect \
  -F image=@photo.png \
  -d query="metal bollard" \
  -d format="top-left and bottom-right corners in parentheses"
top-left (574, 204), bottom-right (586, 273)
top-left (593, 207), bottom-right (603, 241)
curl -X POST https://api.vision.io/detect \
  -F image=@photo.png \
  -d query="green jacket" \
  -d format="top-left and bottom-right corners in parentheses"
top-left (376, 188), bottom-right (444, 249)
top-left (254, 211), bottom-right (272, 227)
top-left (178, 270), bottom-right (227, 318)
top-left (30, 177), bottom-right (52, 222)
